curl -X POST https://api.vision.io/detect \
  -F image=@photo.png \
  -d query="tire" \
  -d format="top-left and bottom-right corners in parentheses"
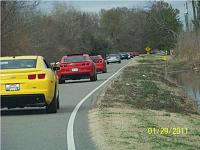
top-left (102, 67), bottom-right (107, 73)
top-left (59, 79), bottom-right (65, 84)
top-left (46, 89), bottom-right (58, 113)
top-left (57, 92), bottom-right (60, 109)
top-left (118, 61), bottom-right (121, 63)
top-left (107, 62), bottom-right (109, 64)
top-left (90, 72), bottom-right (97, 81)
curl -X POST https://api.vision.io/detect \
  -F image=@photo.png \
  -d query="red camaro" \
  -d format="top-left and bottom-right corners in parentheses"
top-left (57, 54), bottom-right (97, 84)
top-left (90, 55), bottom-right (107, 73)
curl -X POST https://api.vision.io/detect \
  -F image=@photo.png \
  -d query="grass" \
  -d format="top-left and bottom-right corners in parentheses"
top-left (89, 55), bottom-right (200, 150)
top-left (101, 57), bottom-right (198, 114)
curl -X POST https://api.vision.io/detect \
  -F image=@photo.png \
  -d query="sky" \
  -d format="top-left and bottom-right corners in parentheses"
top-left (38, 0), bottom-right (195, 30)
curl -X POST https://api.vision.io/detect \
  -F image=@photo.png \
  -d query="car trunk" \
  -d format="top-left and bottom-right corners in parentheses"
top-left (0, 68), bottom-right (44, 83)
top-left (0, 68), bottom-right (46, 94)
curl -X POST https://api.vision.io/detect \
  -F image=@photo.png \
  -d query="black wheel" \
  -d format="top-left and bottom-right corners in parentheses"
top-left (102, 67), bottom-right (107, 73)
top-left (90, 72), bottom-right (97, 81)
top-left (46, 89), bottom-right (58, 113)
top-left (57, 92), bottom-right (60, 109)
top-left (107, 62), bottom-right (109, 64)
top-left (118, 61), bottom-right (121, 63)
top-left (59, 79), bottom-right (65, 84)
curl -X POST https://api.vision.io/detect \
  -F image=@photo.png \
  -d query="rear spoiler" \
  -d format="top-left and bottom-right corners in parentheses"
top-left (66, 53), bottom-right (86, 56)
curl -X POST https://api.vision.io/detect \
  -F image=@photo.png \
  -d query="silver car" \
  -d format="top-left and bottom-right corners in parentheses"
top-left (106, 54), bottom-right (121, 64)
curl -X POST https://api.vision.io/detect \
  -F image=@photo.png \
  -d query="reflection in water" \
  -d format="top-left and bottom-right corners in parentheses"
top-left (171, 71), bottom-right (200, 107)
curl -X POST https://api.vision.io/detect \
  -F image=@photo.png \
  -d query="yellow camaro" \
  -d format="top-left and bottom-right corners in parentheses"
top-left (0, 56), bottom-right (60, 113)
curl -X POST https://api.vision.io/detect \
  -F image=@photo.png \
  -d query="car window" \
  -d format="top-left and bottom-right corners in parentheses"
top-left (90, 56), bottom-right (99, 62)
top-left (109, 54), bottom-right (119, 57)
top-left (43, 59), bottom-right (50, 68)
top-left (64, 56), bottom-right (86, 62)
top-left (0, 59), bottom-right (36, 69)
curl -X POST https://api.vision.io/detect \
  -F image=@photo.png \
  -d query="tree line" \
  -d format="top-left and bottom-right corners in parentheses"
top-left (1, 1), bottom-right (182, 62)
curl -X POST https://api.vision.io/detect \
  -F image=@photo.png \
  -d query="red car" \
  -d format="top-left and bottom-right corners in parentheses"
top-left (129, 51), bottom-right (140, 58)
top-left (90, 55), bottom-right (107, 73)
top-left (57, 54), bottom-right (97, 84)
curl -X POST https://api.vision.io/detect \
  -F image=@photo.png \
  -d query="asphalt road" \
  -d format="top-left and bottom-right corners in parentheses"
top-left (1, 59), bottom-right (131, 150)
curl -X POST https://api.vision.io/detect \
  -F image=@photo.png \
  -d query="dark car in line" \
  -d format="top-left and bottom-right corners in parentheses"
top-left (119, 52), bottom-right (130, 60)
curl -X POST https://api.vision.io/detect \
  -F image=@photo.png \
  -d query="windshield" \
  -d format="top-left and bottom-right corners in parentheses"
top-left (109, 54), bottom-right (119, 57)
top-left (0, 59), bottom-right (36, 69)
top-left (64, 56), bottom-right (86, 62)
top-left (90, 56), bottom-right (99, 62)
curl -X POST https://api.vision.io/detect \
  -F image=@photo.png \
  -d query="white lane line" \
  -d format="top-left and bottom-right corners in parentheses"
top-left (67, 61), bottom-right (132, 150)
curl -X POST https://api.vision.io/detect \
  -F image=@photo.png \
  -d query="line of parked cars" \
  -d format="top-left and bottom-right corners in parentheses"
top-left (0, 52), bottom-right (139, 113)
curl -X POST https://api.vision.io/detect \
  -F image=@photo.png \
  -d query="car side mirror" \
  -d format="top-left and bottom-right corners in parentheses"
top-left (52, 66), bottom-right (60, 71)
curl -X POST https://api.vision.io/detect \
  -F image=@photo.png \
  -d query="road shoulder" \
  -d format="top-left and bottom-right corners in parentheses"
top-left (88, 55), bottom-right (200, 150)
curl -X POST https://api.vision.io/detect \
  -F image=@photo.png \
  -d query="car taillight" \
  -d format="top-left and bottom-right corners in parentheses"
top-left (82, 62), bottom-right (90, 66)
top-left (60, 65), bottom-right (67, 67)
top-left (28, 74), bottom-right (36, 80)
top-left (38, 74), bottom-right (46, 79)
top-left (96, 59), bottom-right (102, 63)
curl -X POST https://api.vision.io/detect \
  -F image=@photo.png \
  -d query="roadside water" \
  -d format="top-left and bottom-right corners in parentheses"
top-left (170, 70), bottom-right (200, 107)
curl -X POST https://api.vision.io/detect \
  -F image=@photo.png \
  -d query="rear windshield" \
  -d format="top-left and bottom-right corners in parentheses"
top-left (0, 59), bottom-right (36, 70)
top-left (90, 56), bottom-right (99, 62)
top-left (109, 54), bottom-right (119, 57)
top-left (63, 56), bottom-right (86, 62)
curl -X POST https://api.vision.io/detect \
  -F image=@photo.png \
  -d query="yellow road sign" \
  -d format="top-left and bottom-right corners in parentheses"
top-left (145, 47), bottom-right (151, 52)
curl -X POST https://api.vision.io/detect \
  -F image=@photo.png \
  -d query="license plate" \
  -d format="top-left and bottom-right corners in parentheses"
top-left (6, 84), bottom-right (20, 91)
top-left (72, 68), bottom-right (78, 72)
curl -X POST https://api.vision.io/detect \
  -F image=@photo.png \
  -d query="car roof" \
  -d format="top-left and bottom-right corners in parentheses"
top-left (90, 55), bottom-right (101, 57)
top-left (64, 54), bottom-right (89, 57)
top-left (108, 54), bottom-right (119, 55)
top-left (0, 56), bottom-right (41, 60)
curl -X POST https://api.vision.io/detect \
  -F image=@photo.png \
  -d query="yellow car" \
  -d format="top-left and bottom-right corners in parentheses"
top-left (0, 56), bottom-right (60, 113)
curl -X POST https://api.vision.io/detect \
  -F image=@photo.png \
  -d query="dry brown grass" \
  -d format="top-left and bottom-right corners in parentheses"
top-left (175, 29), bottom-right (200, 63)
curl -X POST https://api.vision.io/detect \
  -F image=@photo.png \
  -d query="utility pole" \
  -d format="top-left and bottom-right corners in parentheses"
top-left (184, 1), bottom-right (189, 32)
top-left (191, 0), bottom-right (200, 53)
top-left (198, 1), bottom-right (200, 26)
top-left (192, 0), bottom-right (198, 29)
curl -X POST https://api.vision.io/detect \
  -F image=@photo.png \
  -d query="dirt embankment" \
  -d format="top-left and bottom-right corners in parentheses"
top-left (89, 55), bottom-right (200, 150)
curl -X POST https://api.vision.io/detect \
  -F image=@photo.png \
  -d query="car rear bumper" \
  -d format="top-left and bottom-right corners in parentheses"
top-left (121, 57), bottom-right (128, 59)
top-left (107, 60), bottom-right (120, 63)
top-left (1, 94), bottom-right (46, 108)
top-left (96, 64), bottom-right (105, 72)
top-left (60, 73), bottom-right (91, 80)
top-left (57, 68), bottom-right (94, 80)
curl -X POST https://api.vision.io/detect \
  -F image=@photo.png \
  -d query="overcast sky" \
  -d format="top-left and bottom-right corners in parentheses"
top-left (39, 0), bottom-right (195, 30)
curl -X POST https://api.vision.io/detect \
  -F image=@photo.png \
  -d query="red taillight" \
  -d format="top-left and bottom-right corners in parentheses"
top-left (38, 74), bottom-right (46, 79)
top-left (28, 74), bottom-right (36, 80)
top-left (60, 65), bottom-right (67, 67)
top-left (82, 62), bottom-right (90, 66)
top-left (96, 59), bottom-right (103, 63)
